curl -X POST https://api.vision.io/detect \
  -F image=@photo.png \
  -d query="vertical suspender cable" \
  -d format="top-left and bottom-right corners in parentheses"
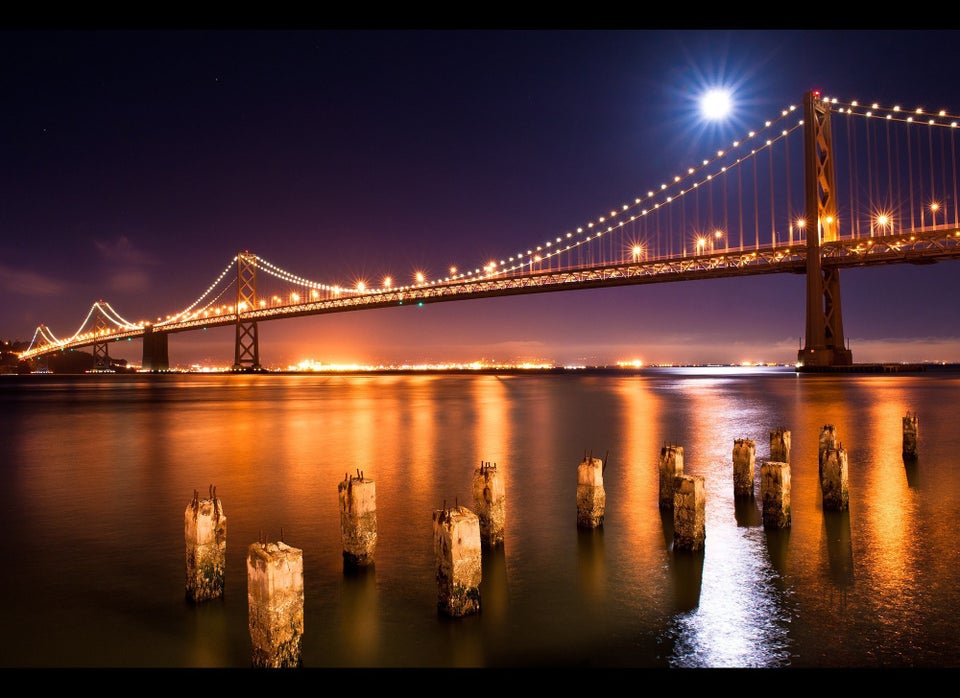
top-left (847, 112), bottom-right (858, 238)
top-left (865, 112), bottom-right (874, 236)
top-left (929, 121), bottom-right (936, 225)
top-left (952, 126), bottom-right (958, 227)
top-left (738, 156), bottom-right (744, 251)
top-left (907, 124), bottom-right (916, 230)
top-left (885, 116), bottom-right (893, 226)
top-left (927, 121), bottom-right (937, 226)
top-left (768, 143), bottom-right (775, 246)
top-left (939, 127), bottom-right (947, 226)
top-left (785, 129), bottom-right (793, 246)
top-left (753, 151), bottom-right (759, 250)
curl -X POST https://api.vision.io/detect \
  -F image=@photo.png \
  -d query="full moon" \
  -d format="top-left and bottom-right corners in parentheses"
top-left (700, 88), bottom-right (733, 120)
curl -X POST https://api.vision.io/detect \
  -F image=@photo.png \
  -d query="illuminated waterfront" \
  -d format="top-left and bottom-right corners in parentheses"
top-left (1, 366), bottom-right (957, 668)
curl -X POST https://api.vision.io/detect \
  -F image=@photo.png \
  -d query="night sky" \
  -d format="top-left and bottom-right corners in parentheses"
top-left (5, 28), bottom-right (960, 368)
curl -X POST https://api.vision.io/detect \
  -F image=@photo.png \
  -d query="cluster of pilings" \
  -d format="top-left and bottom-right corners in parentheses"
top-left (657, 412), bottom-right (919, 549)
top-left (430, 460), bottom-right (509, 618)
top-left (181, 411), bottom-right (919, 667)
top-left (658, 444), bottom-right (705, 551)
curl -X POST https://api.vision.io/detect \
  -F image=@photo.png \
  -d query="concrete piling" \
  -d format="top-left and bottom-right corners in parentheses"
top-left (672, 474), bottom-right (705, 552)
top-left (184, 485), bottom-right (226, 603)
top-left (247, 539), bottom-right (304, 668)
top-left (432, 504), bottom-right (482, 617)
top-left (770, 428), bottom-right (791, 464)
top-left (576, 451), bottom-right (606, 528)
top-left (732, 439), bottom-right (756, 498)
top-left (472, 461), bottom-right (505, 546)
top-left (658, 445), bottom-right (684, 510)
top-left (821, 446), bottom-right (850, 511)
top-left (818, 425), bottom-right (838, 477)
top-left (903, 412), bottom-right (919, 460)
top-left (338, 470), bottom-right (377, 568)
top-left (760, 461), bottom-right (791, 529)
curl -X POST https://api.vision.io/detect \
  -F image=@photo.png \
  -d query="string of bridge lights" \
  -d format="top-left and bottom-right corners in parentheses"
top-left (424, 102), bottom-right (804, 285)
top-left (111, 94), bottom-right (960, 325)
top-left (828, 98), bottom-right (960, 128)
top-left (233, 101), bottom-right (812, 298)
top-left (153, 257), bottom-right (240, 327)
top-left (24, 301), bottom-right (140, 353)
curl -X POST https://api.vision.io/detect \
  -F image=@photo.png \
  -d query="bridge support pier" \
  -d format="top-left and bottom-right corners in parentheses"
top-left (142, 326), bottom-right (169, 371)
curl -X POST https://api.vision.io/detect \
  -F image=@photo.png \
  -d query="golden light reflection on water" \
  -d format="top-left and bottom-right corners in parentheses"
top-left (611, 377), bottom-right (666, 607)
top-left (5, 370), bottom-right (960, 667)
top-left (857, 379), bottom-right (917, 601)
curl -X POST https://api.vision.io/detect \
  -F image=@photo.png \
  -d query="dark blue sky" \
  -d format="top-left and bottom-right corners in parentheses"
top-left (4, 29), bottom-right (960, 367)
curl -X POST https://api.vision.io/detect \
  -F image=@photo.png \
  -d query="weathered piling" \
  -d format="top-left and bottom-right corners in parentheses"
top-left (247, 539), bottom-right (304, 668)
top-left (761, 461), bottom-right (791, 529)
top-left (472, 461), bottom-right (505, 546)
top-left (184, 485), bottom-right (226, 603)
top-left (821, 446), bottom-right (849, 511)
top-left (770, 428), bottom-right (791, 464)
top-left (818, 425), bottom-right (838, 477)
top-left (338, 470), bottom-right (377, 568)
top-left (903, 412), bottom-right (919, 460)
top-left (576, 451), bottom-right (606, 528)
top-left (658, 445), bottom-right (684, 510)
top-left (432, 503), bottom-right (481, 617)
top-left (732, 439), bottom-right (756, 498)
top-left (673, 474), bottom-right (705, 552)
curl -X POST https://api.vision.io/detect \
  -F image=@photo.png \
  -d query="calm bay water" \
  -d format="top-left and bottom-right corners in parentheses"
top-left (1, 367), bottom-right (958, 669)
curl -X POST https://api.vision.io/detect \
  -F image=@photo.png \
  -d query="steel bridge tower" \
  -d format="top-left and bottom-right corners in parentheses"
top-left (92, 303), bottom-right (112, 371)
top-left (233, 251), bottom-right (262, 371)
top-left (798, 89), bottom-right (853, 368)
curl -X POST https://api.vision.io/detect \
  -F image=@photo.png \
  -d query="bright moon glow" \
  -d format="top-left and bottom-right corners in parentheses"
top-left (700, 88), bottom-right (733, 120)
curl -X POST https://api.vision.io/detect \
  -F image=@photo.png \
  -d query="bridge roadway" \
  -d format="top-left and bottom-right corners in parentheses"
top-left (22, 226), bottom-right (960, 360)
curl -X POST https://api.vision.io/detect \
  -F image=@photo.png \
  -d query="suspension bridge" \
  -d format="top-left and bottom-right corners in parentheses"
top-left (17, 90), bottom-right (960, 372)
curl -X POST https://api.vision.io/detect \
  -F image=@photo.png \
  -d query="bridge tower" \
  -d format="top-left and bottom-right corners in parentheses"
top-left (31, 325), bottom-right (52, 373)
top-left (798, 89), bottom-right (853, 368)
top-left (233, 251), bottom-right (262, 371)
top-left (91, 303), bottom-right (113, 371)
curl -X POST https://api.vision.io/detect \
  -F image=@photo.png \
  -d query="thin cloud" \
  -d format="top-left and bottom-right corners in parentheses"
top-left (94, 235), bottom-right (155, 266)
top-left (0, 262), bottom-right (65, 296)
top-left (107, 270), bottom-right (151, 294)
top-left (93, 235), bottom-right (157, 295)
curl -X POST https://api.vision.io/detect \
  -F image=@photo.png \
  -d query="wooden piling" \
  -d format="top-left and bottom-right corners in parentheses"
top-left (732, 438), bottom-right (756, 498)
top-left (338, 470), bottom-right (377, 568)
top-left (472, 461), bottom-right (505, 546)
top-left (821, 446), bottom-right (849, 511)
top-left (818, 425), bottom-right (838, 477)
top-left (184, 485), bottom-right (226, 603)
top-left (432, 504), bottom-right (481, 617)
top-left (672, 474), bottom-right (705, 552)
top-left (576, 452), bottom-right (605, 528)
top-left (247, 540), bottom-right (304, 668)
top-left (658, 445), bottom-right (683, 510)
top-left (903, 412), bottom-right (919, 460)
top-left (760, 461), bottom-right (791, 529)
top-left (769, 428), bottom-right (791, 464)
